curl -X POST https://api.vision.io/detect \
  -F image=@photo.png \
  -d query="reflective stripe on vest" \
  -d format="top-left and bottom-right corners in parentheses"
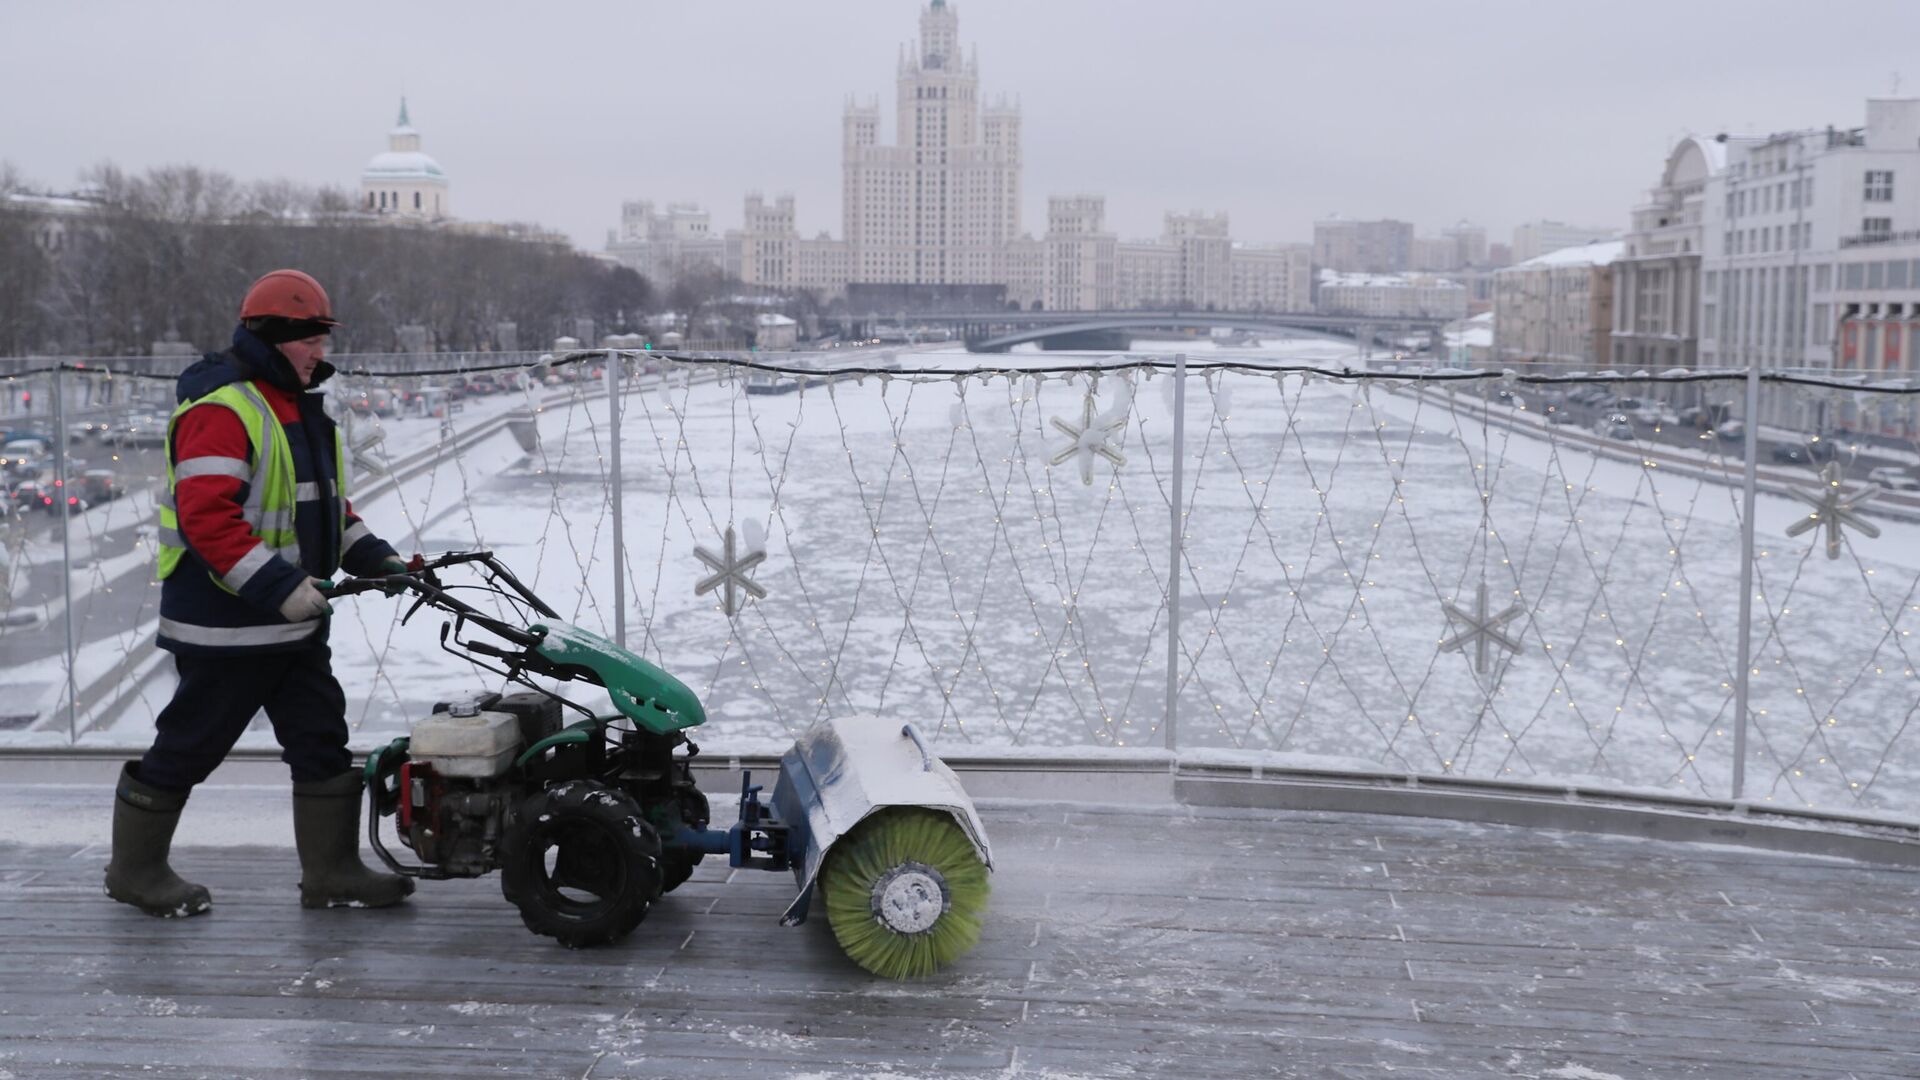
top-left (155, 381), bottom-right (345, 589)
top-left (175, 456), bottom-right (250, 482)
top-left (158, 616), bottom-right (320, 648)
top-left (222, 542), bottom-right (275, 592)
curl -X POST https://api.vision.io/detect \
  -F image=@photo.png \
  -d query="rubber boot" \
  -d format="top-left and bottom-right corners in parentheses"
top-left (104, 762), bottom-right (212, 918)
top-left (292, 770), bottom-right (415, 909)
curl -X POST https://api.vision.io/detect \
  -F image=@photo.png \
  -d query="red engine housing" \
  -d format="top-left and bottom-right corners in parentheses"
top-left (399, 760), bottom-right (445, 854)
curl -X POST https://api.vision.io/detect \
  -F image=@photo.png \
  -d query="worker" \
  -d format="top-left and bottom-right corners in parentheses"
top-left (106, 269), bottom-right (414, 917)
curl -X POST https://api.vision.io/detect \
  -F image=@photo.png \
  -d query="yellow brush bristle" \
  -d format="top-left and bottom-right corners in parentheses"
top-left (819, 807), bottom-right (990, 979)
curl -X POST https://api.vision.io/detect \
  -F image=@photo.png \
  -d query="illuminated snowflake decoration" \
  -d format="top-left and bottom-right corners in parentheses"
top-left (1048, 391), bottom-right (1129, 486)
top-left (1439, 581), bottom-right (1526, 674)
top-left (1786, 461), bottom-right (1881, 560)
top-left (694, 525), bottom-right (768, 616)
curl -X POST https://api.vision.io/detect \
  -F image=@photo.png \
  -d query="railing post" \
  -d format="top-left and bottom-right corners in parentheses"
top-left (1164, 353), bottom-right (1187, 752)
top-left (52, 365), bottom-right (78, 743)
top-left (1730, 361), bottom-right (1762, 800)
top-left (605, 350), bottom-right (627, 650)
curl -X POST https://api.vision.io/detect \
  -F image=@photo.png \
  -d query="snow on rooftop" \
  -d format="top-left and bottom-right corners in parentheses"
top-left (1502, 239), bottom-right (1626, 271)
top-left (1317, 268), bottom-right (1465, 290)
top-left (4, 191), bottom-right (102, 213)
top-left (362, 150), bottom-right (446, 179)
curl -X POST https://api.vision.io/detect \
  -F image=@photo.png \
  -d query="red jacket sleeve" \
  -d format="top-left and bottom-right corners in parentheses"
top-left (171, 405), bottom-right (305, 611)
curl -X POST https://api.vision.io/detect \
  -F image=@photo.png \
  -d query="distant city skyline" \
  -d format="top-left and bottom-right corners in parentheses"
top-left (2, 0), bottom-right (1916, 250)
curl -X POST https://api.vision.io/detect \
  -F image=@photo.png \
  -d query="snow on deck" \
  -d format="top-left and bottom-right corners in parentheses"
top-left (0, 778), bottom-right (1914, 1079)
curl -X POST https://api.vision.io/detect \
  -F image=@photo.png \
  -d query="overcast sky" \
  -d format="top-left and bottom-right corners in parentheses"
top-left (4, 0), bottom-right (1917, 250)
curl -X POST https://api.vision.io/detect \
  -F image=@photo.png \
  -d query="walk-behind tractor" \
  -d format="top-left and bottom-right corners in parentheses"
top-left (321, 551), bottom-right (992, 978)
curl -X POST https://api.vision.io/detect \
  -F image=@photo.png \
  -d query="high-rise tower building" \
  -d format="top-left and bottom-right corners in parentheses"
top-left (843, 1), bottom-right (1022, 288)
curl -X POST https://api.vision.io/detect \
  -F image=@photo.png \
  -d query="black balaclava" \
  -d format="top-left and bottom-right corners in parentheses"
top-left (247, 317), bottom-right (333, 346)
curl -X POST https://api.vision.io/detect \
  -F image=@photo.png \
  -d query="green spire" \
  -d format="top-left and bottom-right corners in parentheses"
top-left (396, 97), bottom-right (411, 128)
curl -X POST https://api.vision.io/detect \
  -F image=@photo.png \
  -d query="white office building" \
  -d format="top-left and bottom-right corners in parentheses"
top-left (1699, 98), bottom-right (1920, 389)
top-left (1492, 241), bottom-right (1622, 367)
top-left (1040, 196), bottom-right (1116, 311)
top-left (1318, 269), bottom-right (1468, 321)
top-left (1229, 243), bottom-right (1313, 313)
top-left (1612, 136), bottom-right (1720, 371)
top-left (606, 200), bottom-right (737, 285)
top-left (1819, 237), bottom-right (1920, 438)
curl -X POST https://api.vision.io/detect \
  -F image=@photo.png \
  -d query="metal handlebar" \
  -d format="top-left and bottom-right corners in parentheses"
top-left (901, 723), bottom-right (936, 773)
top-left (316, 551), bottom-right (550, 650)
top-left (317, 549), bottom-right (612, 722)
top-left (315, 577), bottom-right (391, 599)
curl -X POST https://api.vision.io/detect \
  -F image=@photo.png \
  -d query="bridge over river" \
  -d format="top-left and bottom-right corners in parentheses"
top-left (822, 309), bottom-right (1451, 353)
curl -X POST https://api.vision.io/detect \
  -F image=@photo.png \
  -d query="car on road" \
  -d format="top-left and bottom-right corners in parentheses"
top-left (458, 373), bottom-right (502, 396)
top-left (2, 440), bottom-right (48, 478)
top-left (79, 469), bottom-right (124, 504)
top-left (1866, 466), bottom-right (1920, 492)
top-left (3, 477), bottom-right (39, 515)
top-left (7, 475), bottom-right (84, 515)
top-left (1679, 402), bottom-right (1733, 429)
top-left (102, 410), bottom-right (164, 446)
top-left (408, 384), bottom-right (462, 418)
top-left (69, 418), bottom-right (120, 442)
top-left (344, 386), bottom-right (398, 418)
top-left (1770, 440), bottom-right (1838, 465)
top-left (1630, 402), bottom-right (1681, 428)
top-left (1594, 413), bottom-right (1635, 440)
top-left (110, 414), bottom-right (169, 448)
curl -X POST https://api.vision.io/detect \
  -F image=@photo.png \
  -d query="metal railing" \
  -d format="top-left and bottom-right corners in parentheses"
top-left (3, 347), bottom-right (1919, 829)
top-left (1839, 228), bottom-right (1920, 248)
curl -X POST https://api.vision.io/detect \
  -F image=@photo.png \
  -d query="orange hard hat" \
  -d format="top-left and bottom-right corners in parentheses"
top-left (239, 269), bottom-right (340, 325)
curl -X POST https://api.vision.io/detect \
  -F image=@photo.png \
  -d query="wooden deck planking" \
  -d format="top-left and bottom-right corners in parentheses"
top-left (0, 802), bottom-right (1915, 1078)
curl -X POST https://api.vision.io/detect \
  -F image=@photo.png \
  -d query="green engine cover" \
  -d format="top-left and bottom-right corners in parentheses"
top-left (530, 621), bottom-right (706, 734)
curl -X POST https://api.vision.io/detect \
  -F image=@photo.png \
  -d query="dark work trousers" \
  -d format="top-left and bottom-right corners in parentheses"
top-left (137, 645), bottom-right (353, 794)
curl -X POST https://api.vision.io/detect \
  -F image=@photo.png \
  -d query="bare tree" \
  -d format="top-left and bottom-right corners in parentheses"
top-left (0, 161), bottom-right (29, 195)
top-left (8, 161), bottom-right (660, 357)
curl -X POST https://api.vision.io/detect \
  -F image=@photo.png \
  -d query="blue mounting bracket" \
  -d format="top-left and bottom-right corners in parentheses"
top-left (670, 769), bottom-right (802, 875)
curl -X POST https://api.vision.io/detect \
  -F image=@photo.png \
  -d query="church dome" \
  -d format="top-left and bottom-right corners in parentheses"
top-left (361, 98), bottom-right (446, 183)
top-left (363, 149), bottom-right (445, 180)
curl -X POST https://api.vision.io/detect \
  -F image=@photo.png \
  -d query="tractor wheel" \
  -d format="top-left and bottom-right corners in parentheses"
top-left (500, 781), bottom-right (662, 948)
top-left (659, 786), bottom-right (710, 893)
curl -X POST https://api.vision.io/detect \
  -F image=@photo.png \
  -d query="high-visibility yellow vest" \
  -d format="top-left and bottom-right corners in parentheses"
top-left (155, 381), bottom-right (346, 593)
